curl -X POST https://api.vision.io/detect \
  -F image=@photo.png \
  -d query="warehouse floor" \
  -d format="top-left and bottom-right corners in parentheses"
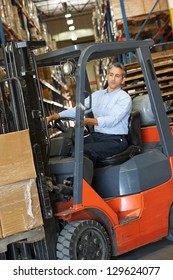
top-left (115, 238), bottom-right (173, 260)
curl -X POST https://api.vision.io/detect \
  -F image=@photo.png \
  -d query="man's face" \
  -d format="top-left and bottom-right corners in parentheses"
top-left (107, 66), bottom-right (125, 92)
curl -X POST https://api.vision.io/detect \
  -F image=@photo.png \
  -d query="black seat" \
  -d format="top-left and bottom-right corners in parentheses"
top-left (96, 111), bottom-right (142, 167)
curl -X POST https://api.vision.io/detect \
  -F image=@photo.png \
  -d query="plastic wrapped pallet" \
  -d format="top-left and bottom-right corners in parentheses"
top-left (0, 178), bottom-right (43, 238)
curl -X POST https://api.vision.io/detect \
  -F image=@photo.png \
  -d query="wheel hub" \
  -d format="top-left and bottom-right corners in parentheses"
top-left (77, 229), bottom-right (105, 260)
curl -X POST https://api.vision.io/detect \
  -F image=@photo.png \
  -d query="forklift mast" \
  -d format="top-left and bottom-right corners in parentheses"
top-left (0, 41), bottom-right (57, 259)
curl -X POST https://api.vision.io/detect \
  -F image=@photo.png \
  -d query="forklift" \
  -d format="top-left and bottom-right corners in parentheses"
top-left (0, 39), bottom-right (173, 260)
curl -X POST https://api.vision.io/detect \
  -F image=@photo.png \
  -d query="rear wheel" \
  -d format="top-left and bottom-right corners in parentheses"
top-left (56, 220), bottom-right (111, 260)
top-left (167, 206), bottom-right (173, 241)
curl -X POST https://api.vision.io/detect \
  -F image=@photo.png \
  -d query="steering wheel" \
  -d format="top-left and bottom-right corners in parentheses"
top-left (54, 117), bottom-right (75, 133)
top-left (54, 117), bottom-right (91, 135)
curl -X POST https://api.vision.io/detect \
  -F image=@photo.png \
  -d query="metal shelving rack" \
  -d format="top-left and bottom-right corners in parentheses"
top-left (0, 1), bottom-right (71, 117)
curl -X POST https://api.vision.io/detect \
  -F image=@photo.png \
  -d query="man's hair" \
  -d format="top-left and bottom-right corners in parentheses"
top-left (107, 62), bottom-right (126, 78)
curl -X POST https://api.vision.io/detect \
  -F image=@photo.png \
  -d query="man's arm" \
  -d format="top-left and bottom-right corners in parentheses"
top-left (84, 117), bottom-right (98, 126)
top-left (46, 113), bottom-right (60, 124)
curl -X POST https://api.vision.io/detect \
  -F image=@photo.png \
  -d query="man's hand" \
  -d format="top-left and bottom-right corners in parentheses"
top-left (84, 117), bottom-right (98, 126)
top-left (46, 113), bottom-right (60, 125)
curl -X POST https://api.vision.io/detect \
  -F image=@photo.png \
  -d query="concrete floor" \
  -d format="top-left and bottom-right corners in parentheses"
top-left (115, 238), bottom-right (173, 260)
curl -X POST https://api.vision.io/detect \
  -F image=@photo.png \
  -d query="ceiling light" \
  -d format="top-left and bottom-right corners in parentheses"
top-left (67, 19), bottom-right (74, 25)
top-left (71, 34), bottom-right (77, 41)
top-left (69, 25), bottom-right (75, 31)
top-left (65, 13), bottom-right (71, 18)
top-left (53, 28), bottom-right (94, 42)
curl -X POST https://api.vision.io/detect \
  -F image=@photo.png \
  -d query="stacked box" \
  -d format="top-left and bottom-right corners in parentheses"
top-left (25, 0), bottom-right (41, 31)
top-left (144, 0), bottom-right (168, 13)
top-left (0, 129), bottom-right (43, 239)
top-left (0, 0), bottom-right (55, 53)
top-left (0, 179), bottom-right (43, 238)
top-left (0, 67), bottom-right (6, 79)
top-left (0, 0), bottom-right (14, 29)
top-left (11, 5), bottom-right (28, 41)
top-left (42, 88), bottom-right (53, 100)
top-left (110, 0), bottom-right (169, 20)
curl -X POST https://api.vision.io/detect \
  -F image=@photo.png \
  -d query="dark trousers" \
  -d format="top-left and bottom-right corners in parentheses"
top-left (84, 132), bottom-right (128, 166)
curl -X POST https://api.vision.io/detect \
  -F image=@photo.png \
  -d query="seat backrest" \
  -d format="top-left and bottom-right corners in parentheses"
top-left (95, 110), bottom-right (142, 167)
top-left (132, 94), bottom-right (155, 127)
top-left (128, 111), bottom-right (142, 147)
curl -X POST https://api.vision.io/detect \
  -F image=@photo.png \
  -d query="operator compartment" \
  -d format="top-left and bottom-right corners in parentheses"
top-left (92, 94), bottom-right (172, 198)
top-left (48, 93), bottom-right (173, 198)
top-left (43, 44), bottom-right (173, 203)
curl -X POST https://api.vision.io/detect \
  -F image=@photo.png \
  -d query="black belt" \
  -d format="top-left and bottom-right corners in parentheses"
top-left (92, 132), bottom-right (127, 140)
top-left (114, 134), bottom-right (127, 139)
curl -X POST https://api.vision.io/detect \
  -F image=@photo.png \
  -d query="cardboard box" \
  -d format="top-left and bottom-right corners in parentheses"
top-left (126, 0), bottom-right (145, 17)
top-left (0, 129), bottom-right (36, 186)
top-left (144, 0), bottom-right (168, 13)
top-left (0, 179), bottom-right (43, 238)
top-left (110, 0), bottom-right (145, 20)
top-left (110, 0), bottom-right (168, 20)
top-left (0, 129), bottom-right (43, 238)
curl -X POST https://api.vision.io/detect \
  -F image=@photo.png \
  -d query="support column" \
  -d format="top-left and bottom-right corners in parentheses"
top-left (119, 0), bottom-right (134, 63)
top-left (0, 19), bottom-right (5, 45)
top-left (168, 0), bottom-right (173, 29)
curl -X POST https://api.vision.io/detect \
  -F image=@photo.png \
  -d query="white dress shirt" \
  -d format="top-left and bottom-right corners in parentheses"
top-left (59, 87), bottom-right (132, 135)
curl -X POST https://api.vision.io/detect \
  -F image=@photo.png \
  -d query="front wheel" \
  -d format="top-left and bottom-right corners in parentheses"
top-left (56, 220), bottom-right (111, 260)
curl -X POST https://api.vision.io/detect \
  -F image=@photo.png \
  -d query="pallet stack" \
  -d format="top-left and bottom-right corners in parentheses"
top-left (109, 0), bottom-right (169, 40)
top-left (123, 53), bottom-right (173, 121)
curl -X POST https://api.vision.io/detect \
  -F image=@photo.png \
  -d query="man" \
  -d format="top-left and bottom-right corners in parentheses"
top-left (47, 62), bottom-right (132, 166)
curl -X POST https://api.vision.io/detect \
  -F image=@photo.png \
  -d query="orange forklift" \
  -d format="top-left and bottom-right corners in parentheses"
top-left (0, 39), bottom-right (173, 259)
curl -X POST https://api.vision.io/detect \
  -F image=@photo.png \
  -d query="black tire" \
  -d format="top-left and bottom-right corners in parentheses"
top-left (56, 220), bottom-right (111, 260)
top-left (167, 206), bottom-right (173, 241)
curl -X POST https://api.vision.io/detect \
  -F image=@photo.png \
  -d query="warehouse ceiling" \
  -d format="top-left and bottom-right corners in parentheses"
top-left (33, 0), bottom-right (96, 47)
top-left (33, 0), bottom-right (96, 18)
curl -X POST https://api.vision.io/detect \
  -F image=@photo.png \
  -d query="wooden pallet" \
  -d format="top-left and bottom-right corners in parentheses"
top-left (124, 54), bottom-right (173, 94)
top-left (123, 52), bottom-right (173, 121)
top-left (0, 226), bottom-right (45, 253)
